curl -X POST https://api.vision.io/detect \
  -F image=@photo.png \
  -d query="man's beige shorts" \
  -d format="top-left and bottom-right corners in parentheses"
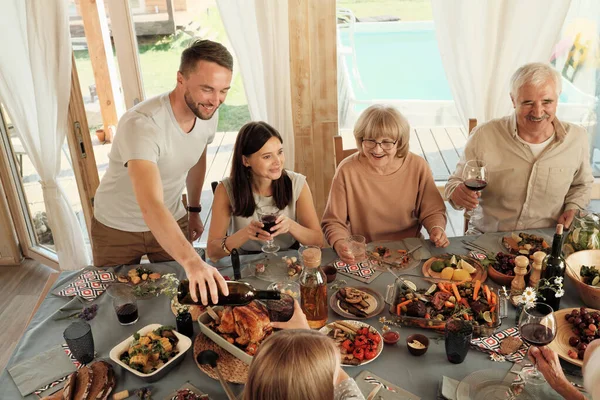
top-left (91, 216), bottom-right (189, 267)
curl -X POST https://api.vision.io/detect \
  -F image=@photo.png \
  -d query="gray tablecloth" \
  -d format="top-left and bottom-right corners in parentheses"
top-left (0, 231), bottom-right (583, 399)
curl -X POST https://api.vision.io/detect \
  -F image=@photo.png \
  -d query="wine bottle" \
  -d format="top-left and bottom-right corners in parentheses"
top-left (538, 224), bottom-right (566, 311)
top-left (178, 280), bottom-right (281, 306)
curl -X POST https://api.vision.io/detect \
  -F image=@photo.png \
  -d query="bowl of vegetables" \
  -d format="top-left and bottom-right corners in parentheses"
top-left (563, 212), bottom-right (600, 256)
top-left (565, 250), bottom-right (600, 309)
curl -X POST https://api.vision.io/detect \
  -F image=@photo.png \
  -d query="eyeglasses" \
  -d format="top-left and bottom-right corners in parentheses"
top-left (361, 139), bottom-right (398, 150)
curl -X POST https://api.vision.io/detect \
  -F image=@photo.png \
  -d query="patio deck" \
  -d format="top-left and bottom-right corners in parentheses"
top-left (196, 126), bottom-right (469, 246)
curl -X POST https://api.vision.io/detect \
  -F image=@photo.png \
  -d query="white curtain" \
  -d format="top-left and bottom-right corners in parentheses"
top-left (432, 0), bottom-right (571, 128)
top-left (0, 0), bottom-right (90, 269)
top-left (216, 0), bottom-right (295, 169)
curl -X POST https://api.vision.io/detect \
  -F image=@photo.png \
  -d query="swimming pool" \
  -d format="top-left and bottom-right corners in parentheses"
top-left (339, 23), bottom-right (452, 101)
top-left (337, 21), bottom-right (595, 128)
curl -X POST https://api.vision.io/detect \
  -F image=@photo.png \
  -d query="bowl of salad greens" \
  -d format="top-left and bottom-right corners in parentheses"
top-left (565, 250), bottom-right (600, 309)
top-left (563, 211), bottom-right (600, 256)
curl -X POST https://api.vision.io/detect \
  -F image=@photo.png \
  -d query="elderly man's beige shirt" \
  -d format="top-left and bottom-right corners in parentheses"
top-left (445, 113), bottom-right (593, 233)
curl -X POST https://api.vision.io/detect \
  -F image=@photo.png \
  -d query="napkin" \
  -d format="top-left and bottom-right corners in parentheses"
top-left (470, 233), bottom-right (505, 254)
top-left (8, 345), bottom-right (77, 397)
top-left (470, 326), bottom-right (528, 362)
top-left (333, 259), bottom-right (382, 283)
top-left (355, 370), bottom-right (420, 400)
top-left (53, 268), bottom-right (115, 301)
top-left (437, 376), bottom-right (459, 400)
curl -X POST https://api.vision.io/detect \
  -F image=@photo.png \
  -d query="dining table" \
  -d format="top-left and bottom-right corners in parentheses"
top-left (0, 229), bottom-right (587, 399)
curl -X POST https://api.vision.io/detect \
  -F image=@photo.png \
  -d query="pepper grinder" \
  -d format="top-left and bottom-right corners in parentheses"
top-left (510, 255), bottom-right (529, 304)
top-left (529, 251), bottom-right (545, 288)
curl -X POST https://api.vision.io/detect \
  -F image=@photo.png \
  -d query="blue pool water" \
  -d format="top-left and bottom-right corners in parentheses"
top-left (340, 27), bottom-right (568, 102)
top-left (340, 28), bottom-right (453, 101)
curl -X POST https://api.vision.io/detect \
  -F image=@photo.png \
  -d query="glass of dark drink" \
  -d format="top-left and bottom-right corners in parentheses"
top-left (462, 159), bottom-right (487, 232)
top-left (518, 302), bottom-right (557, 385)
top-left (64, 321), bottom-right (95, 364)
top-left (109, 285), bottom-right (139, 326)
top-left (256, 205), bottom-right (281, 254)
top-left (444, 319), bottom-right (473, 364)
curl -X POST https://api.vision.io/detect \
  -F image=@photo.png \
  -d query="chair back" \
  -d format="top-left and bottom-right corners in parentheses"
top-left (334, 135), bottom-right (358, 167)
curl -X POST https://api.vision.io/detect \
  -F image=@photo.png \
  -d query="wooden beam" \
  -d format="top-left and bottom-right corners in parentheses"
top-left (289, 0), bottom-right (338, 217)
top-left (66, 53), bottom-right (100, 238)
top-left (79, 0), bottom-right (123, 130)
top-left (106, 0), bottom-right (145, 109)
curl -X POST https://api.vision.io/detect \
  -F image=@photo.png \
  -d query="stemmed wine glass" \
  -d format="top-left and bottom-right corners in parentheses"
top-left (518, 302), bottom-right (557, 385)
top-left (462, 160), bottom-right (487, 232)
top-left (256, 205), bottom-right (281, 254)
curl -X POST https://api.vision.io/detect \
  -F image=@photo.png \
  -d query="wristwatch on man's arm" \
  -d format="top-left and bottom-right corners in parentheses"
top-left (187, 205), bottom-right (202, 213)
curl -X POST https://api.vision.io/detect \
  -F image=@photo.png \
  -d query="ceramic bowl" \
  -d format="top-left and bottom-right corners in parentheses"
top-left (565, 250), bottom-right (600, 309)
top-left (406, 333), bottom-right (429, 356)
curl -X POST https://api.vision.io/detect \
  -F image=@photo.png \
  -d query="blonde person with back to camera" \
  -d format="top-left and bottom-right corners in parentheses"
top-left (241, 300), bottom-right (366, 400)
top-left (322, 104), bottom-right (449, 264)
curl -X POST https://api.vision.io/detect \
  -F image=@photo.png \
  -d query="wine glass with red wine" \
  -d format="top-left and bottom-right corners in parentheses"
top-left (462, 160), bottom-right (487, 228)
top-left (256, 205), bottom-right (281, 254)
top-left (518, 302), bottom-right (557, 385)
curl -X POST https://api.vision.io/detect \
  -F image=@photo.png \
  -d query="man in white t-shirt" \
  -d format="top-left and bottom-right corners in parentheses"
top-left (445, 63), bottom-right (593, 233)
top-left (92, 40), bottom-right (232, 304)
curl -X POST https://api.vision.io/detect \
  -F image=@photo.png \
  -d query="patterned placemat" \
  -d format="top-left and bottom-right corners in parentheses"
top-left (193, 333), bottom-right (249, 384)
top-left (332, 259), bottom-right (382, 283)
top-left (470, 327), bottom-right (528, 363)
top-left (54, 269), bottom-right (116, 301)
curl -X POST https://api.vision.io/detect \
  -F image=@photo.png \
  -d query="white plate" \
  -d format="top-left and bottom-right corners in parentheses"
top-left (456, 369), bottom-right (533, 400)
top-left (109, 324), bottom-right (191, 382)
top-left (319, 320), bottom-right (383, 367)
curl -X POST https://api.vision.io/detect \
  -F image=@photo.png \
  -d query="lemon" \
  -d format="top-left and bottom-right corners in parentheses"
top-left (483, 311), bottom-right (493, 323)
top-left (572, 228), bottom-right (580, 244)
top-left (458, 259), bottom-right (476, 274)
top-left (425, 284), bottom-right (437, 295)
top-left (440, 267), bottom-right (455, 280)
top-left (452, 269), bottom-right (472, 281)
top-left (404, 280), bottom-right (417, 292)
top-left (450, 255), bottom-right (457, 267)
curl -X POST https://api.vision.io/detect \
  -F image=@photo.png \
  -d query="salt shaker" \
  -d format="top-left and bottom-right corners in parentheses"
top-left (529, 251), bottom-right (545, 288)
top-left (510, 255), bottom-right (529, 298)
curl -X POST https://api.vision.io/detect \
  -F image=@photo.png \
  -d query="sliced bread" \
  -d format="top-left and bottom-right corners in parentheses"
top-left (72, 365), bottom-right (93, 400)
top-left (87, 361), bottom-right (110, 400)
top-left (63, 371), bottom-right (77, 400)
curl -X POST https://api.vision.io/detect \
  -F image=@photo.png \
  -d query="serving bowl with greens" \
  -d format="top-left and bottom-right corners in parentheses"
top-left (109, 324), bottom-right (191, 382)
top-left (565, 250), bottom-right (600, 309)
top-left (563, 212), bottom-right (600, 256)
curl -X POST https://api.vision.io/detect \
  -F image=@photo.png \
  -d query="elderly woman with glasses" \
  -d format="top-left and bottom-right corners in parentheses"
top-left (322, 104), bottom-right (448, 264)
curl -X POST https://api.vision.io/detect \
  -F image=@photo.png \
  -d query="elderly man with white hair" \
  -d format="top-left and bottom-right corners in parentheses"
top-left (445, 62), bottom-right (593, 233)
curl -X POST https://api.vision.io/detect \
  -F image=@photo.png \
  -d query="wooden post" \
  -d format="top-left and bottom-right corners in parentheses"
top-left (79, 0), bottom-right (123, 130)
top-left (66, 53), bottom-right (100, 238)
top-left (288, 0), bottom-right (338, 217)
top-left (106, 0), bottom-right (145, 109)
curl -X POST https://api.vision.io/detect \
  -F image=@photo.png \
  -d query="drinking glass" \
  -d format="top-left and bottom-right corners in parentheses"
top-left (346, 235), bottom-right (367, 263)
top-left (108, 285), bottom-right (139, 326)
top-left (256, 205), bottom-right (281, 254)
top-left (462, 160), bottom-right (487, 234)
top-left (444, 319), bottom-right (473, 364)
top-left (518, 302), bottom-right (557, 385)
top-left (64, 321), bottom-right (95, 364)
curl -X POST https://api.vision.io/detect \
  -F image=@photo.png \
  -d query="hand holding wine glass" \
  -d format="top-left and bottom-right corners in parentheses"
top-left (462, 159), bottom-right (487, 208)
top-left (256, 205), bottom-right (281, 254)
top-left (518, 302), bottom-right (557, 385)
